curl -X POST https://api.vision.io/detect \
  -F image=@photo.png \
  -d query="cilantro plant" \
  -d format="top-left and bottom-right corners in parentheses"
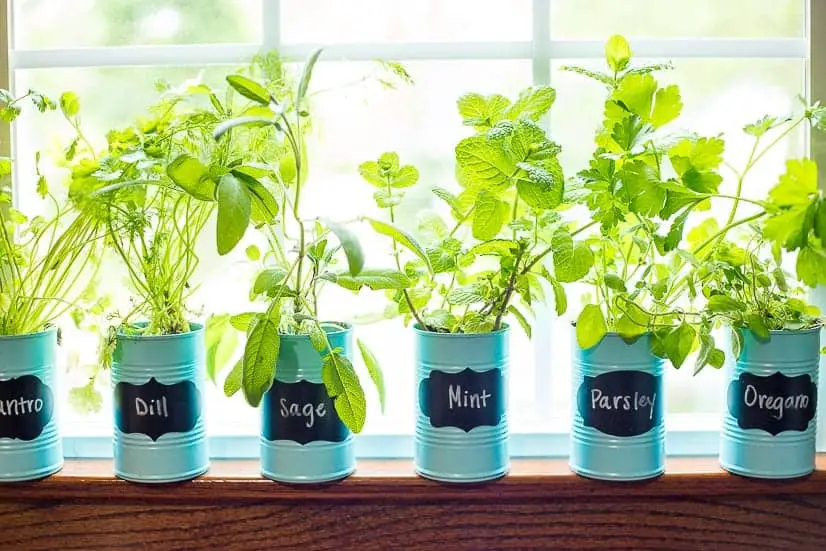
top-left (0, 88), bottom-right (102, 337)
top-left (185, 51), bottom-right (408, 433)
top-left (356, 84), bottom-right (587, 337)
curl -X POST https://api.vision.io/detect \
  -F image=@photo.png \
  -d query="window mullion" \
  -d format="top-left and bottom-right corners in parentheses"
top-left (262, 0), bottom-right (281, 53)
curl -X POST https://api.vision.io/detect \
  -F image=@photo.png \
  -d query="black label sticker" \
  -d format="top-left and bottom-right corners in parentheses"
top-left (114, 378), bottom-right (201, 441)
top-left (0, 375), bottom-right (54, 441)
top-left (728, 372), bottom-right (817, 435)
top-left (577, 370), bottom-right (662, 437)
top-left (262, 380), bottom-right (348, 444)
top-left (418, 368), bottom-right (504, 432)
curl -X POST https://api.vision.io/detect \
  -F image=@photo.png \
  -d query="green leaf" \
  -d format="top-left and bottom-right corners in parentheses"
top-left (576, 304), bottom-right (608, 349)
top-left (650, 85), bottom-right (682, 128)
top-left (167, 154), bottom-right (216, 201)
top-left (447, 284), bottom-right (487, 305)
top-left (508, 305), bottom-right (532, 339)
top-left (605, 35), bottom-right (632, 73)
top-left (205, 314), bottom-right (237, 383)
top-left (604, 274), bottom-right (626, 292)
top-left (796, 246), bottom-right (826, 287)
top-left (357, 339), bottom-right (386, 413)
top-left (616, 301), bottom-right (651, 341)
top-left (242, 316), bottom-right (280, 407)
top-left (417, 210), bottom-right (448, 242)
top-left (232, 170), bottom-right (279, 224)
top-left (615, 74), bottom-right (657, 120)
top-left (68, 381), bottom-right (103, 414)
top-left (694, 333), bottom-right (722, 375)
top-left (432, 187), bottom-right (464, 218)
top-left (457, 92), bottom-right (511, 129)
top-left (663, 322), bottom-right (696, 369)
top-left (59, 91), bottom-right (79, 117)
top-left (505, 86), bottom-right (557, 121)
top-left (744, 115), bottom-right (784, 137)
top-left (323, 218), bottom-right (364, 276)
top-left (216, 173), bottom-right (251, 255)
top-left (230, 312), bottom-right (257, 331)
top-left (472, 190), bottom-right (509, 240)
top-left (746, 313), bottom-right (770, 340)
top-left (325, 269), bottom-right (411, 291)
top-left (516, 160), bottom-right (564, 210)
top-left (392, 165), bottom-right (419, 188)
top-left (245, 245), bottom-right (261, 261)
top-left (707, 295), bottom-right (746, 313)
top-left (223, 359), bottom-right (243, 397)
top-left (621, 161), bottom-right (666, 217)
top-left (253, 268), bottom-right (288, 295)
top-left (36, 176), bottom-right (48, 198)
top-left (297, 48), bottom-right (324, 103)
top-left (769, 159), bottom-right (818, 207)
top-left (470, 239), bottom-right (518, 256)
top-left (553, 232), bottom-right (594, 283)
top-left (358, 160), bottom-right (386, 187)
top-left (365, 217), bottom-right (433, 274)
top-left (322, 352), bottom-right (367, 433)
top-left (455, 135), bottom-right (515, 191)
top-left (763, 203), bottom-right (815, 251)
top-left (550, 278), bottom-right (567, 316)
top-left (814, 199), bottom-right (826, 241)
top-left (308, 323), bottom-right (327, 353)
top-left (213, 116), bottom-right (276, 141)
top-left (226, 74), bottom-right (270, 105)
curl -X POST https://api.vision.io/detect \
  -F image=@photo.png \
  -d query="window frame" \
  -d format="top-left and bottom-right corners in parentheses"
top-left (4, 0), bottom-right (823, 458)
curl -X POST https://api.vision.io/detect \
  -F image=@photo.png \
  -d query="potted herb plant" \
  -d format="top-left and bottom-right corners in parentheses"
top-left (194, 51), bottom-right (396, 483)
top-left (688, 107), bottom-right (826, 478)
top-left (62, 70), bottom-right (275, 482)
top-left (0, 88), bottom-right (99, 481)
top-left (355, 81), bottom-right (580, 482)
top-left (562, 36), bottom-right (729, 480)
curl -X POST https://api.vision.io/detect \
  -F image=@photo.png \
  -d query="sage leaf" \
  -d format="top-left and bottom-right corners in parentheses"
top-left (242, 316), bottom-right (280, 407)
top-left (508, 305), bottom-right (532, 339)
top-left (322, 352), bottom-right (366, 433)
top-left (216, 173), bottom-right (251, 255)
top-left (167, 154), bottom-right (216, 201)
top-left (205, 314), bottom-right (237, 382)
top-left (323, 218), bottom-right (364, 276)
top-left (226, 74), bottom-right (270, 105)
top-left (253, 268), bottom-right (288, 295)
top-left (357, 339), bottom-right (386, 413)
top-left (324, 269), bottom-right (411, 291)
top-left (223, 359), bottom-right (243, 397)
top-left (230, 312), bottom-right (258, 331)
top-left (214, 116), bottom-right (276, 141)
top-left (364, 217), bottom-right (433, 274)
top-left (297, 48), bottom-right (323, 103)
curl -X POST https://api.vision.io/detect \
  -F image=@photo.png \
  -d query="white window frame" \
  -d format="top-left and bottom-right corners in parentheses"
top-left (6, 0), bottom-right (822, 458)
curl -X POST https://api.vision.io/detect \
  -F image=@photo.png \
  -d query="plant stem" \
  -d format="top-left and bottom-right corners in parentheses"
top-left (521, 220), bottom-right (598, 276)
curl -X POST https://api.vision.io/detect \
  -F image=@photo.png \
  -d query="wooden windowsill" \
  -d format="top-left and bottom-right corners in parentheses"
top-left (4, 455), bottom-right (826, 502)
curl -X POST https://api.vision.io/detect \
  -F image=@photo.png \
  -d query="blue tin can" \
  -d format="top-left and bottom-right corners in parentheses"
top-left (720, 328), bottom-right (820, 479)
top-left (260, 323), bottom-right (355, 483)
top-left (112, 323), bottom-right (209, 483)
top-left (414, 325), bottom-right (509, 483)
top-left (0, 328), bottom-right (62, 482)
top-left (571, 332), bottom-right (665, 481)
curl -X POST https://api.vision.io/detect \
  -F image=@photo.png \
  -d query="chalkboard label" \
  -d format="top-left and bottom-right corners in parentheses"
top-left (418, 368), bottom-right (504, 432)
top-left (577, 370), bottom-right (662, 437)
top-left (0, 375), bottom-right (54, 441)
top-left (262, 380), bottom-right (348, 444)
top-left (728, 372), bottom-right (817, 435)
top-left (115, 378), bottom-right (201, 441)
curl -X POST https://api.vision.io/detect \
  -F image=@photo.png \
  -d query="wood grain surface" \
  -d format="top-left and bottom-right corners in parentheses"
top-left (0, 457), bottom-right (823, 550)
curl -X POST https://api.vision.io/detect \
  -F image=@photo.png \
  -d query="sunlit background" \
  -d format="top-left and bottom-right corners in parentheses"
top-left (8, 0), bottom-right (809, 450)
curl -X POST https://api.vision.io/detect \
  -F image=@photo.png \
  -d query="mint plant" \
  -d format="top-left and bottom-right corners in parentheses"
top-left (0, 88), bottom-right (103, 337)
top-left (184, 51), bottom-right (407, 432)
top-left (355, 84), bottom-right (584, 338)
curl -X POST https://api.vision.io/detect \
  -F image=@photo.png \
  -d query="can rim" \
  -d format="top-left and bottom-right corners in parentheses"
top-left (0, 325), bottom-right (58, 342)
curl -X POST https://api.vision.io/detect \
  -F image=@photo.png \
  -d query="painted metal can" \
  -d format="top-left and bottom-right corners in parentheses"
top-left (112, 324), bottom-right (209, 483)
top-left (571, 332), bottom-right (665, 481)
top-left (414, 325), bottom-right (509, 483)
top-left (0, 328), bottom-right (62, 481)
top-left (260, 324), bottom-right (355, 483)
top-left (720, 328), bottom-right (820, 479)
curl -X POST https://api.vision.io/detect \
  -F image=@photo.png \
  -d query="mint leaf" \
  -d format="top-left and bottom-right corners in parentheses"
top-left (508, 305), bottom-right (532, 338)
top-left (472, 190), bottom-right (509, 240)
top-left (505, 86), bottom-right (557, 121)
top-left (417, 210), bottom-right (448, 242)
top-left (576, 304), bottom-right (607, 349)
top-left (707, 295), bottom-right (746, 313)
top-left (447, 284), bottom-right (487, 305)
top-left (358, 160), bottom-right (386, 187)
top-left (470, 239), bottom-right (518, 256)
top-left (457, 92), bottom-right (511, 130)
top-left (516, 159), bottom-right (564, 210)
top-left (455, 135), bottom-right (516, 191)
top-left (364, 217), bottom-right (433, 274)
top-left (553, 231), bottom-right (594, 283)
top-left (432, 187), bottom-right (464, 218)
top-left (550, 278), bottom-right (567, 316)
top-left (324, 269), bottom-right (411, 291)
top-left (322, 352), bottom-right (366, 433)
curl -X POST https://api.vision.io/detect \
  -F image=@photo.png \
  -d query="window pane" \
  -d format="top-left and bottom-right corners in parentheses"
top-left (280, 0), bottom-right (532, 43)
top-left (549, 58), bottom-right (806, 416)
top-left (13, 0), bottom-right (261, 49)
top-left (551, 0), bottom-right (805, 39)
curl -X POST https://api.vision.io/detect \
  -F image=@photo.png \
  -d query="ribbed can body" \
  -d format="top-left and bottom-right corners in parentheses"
top-left (260, 325), bottom-right (354, 483)
top-left (720, 328), bottom-right (820, 479)
top-left (112, 324), bottom-right (209, 483)
top-left (571, 332), bottom-right (665, 481)
top-left (0, 329), bottom-right (62, 481)
top-left (414, 326), bottom-right (509, 483)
